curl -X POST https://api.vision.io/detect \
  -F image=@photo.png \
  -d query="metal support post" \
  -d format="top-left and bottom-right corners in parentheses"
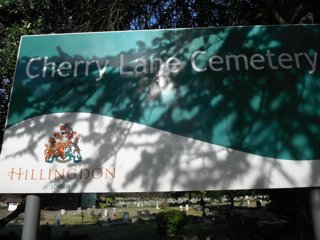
top-left (311, 189), bottom-right (320, 240)
top-left (21, 195), bottom-right (41, 240)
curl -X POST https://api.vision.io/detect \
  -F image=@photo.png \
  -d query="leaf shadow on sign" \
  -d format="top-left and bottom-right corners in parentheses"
top-left (3, 25), bottom-right (320, 194)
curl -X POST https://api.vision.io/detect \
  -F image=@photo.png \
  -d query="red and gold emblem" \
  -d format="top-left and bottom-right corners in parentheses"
top-left (45, 123), bottom-right (82, 163)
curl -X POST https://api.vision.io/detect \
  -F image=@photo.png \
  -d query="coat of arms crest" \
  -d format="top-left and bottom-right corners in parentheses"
top-left (45, 123), bottom-right (82, 163)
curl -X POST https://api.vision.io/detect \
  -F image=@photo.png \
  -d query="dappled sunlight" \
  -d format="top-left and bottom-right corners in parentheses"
top-left (1, 25), bottom-right (320, 194)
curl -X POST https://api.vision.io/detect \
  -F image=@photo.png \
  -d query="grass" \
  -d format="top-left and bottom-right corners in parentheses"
top-left (0, 205), bottom-right (207, 239)
top-left (40, 205), bottom-right (203, 225)
top-left (0, 203), bottom-right (312, 240)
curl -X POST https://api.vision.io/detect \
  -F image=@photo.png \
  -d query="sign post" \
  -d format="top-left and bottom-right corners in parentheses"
top-left (21, 195), bottom-right (41, 240)
top-left (311, 189), bottom-right (320, 240)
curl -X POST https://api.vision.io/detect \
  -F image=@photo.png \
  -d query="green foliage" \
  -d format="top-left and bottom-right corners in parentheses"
top-left (265, 189), bottom-right (310, 219)
top-left (0, 22), bottom-right (26, 134)
top-left (0, 23), bottom-right (27, 78)
top-left (90, 213), bottom-right (100, 223)
top-left (155, 210), bottom-right (188, 236)
top-left (98, 196), bottom-right (115, 208)
top-left (159, 203), bottom-right (168, 210)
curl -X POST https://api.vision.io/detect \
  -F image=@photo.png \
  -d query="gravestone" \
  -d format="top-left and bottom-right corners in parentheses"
top-left (103, 209), bottom-right (108, 218)
top-left (110, 207), bottom-right (117, 218)
top-left (86, 208), bottom-right (91, 216)
top-left (77, 207), bottom-right (82, 214)
top-left (245, 196), bottom-right (250, 206)
top-left (54, 212), bottom-right (61, 226)
top-left (60, 209), bottom-right (66, 216)
top-left (143, 210), bottom-right (150, 216)
top-left (95, 209), bottom-right (102, 216)
top-left (204, 208), bottom-right (210, 216)
top-left (136, 210), bottom-right (142, 217)
top-left (123, 212), bottom-right (130, 223)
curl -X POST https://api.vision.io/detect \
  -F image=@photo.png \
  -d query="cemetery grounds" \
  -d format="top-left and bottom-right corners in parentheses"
top-left (0, 199), bottom-right (315, 240)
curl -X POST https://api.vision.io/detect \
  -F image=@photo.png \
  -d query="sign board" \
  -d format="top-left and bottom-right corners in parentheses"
top-left (1, 25), bottom-right (320, 193)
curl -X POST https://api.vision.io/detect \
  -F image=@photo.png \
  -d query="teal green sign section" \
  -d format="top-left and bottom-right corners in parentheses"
top-left (8, 25), bottom-right (320, 160)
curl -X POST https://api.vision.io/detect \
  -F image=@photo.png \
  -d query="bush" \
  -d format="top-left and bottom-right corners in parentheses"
top-left (155, 210), bottom-right (188, 236)
top-left (159, 203), bottom-right (168, 209)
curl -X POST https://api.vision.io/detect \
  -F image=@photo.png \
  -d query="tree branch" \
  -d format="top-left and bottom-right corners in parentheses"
top-left (0, 199), bottom-right (26, 230)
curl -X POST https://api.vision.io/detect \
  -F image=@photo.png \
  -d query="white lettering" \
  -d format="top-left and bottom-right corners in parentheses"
top-left (166, 57), bottom-right (181, 73)
top-left (85, 60), bottom-right (97, 77)
top-left (250, 54), bottom-right (265, 70)
top-left (74, 60), bottom-right (85, 77)
top-left (266, 50), bottom-right (278, 69)
top-left (278, 53), bottom-right (293, 69)
top-left (57, 61), bottom-right (72, 77)
top-left (294, 52), bottom-right (304, 69)
top-left (209, 55), bottom-right (224, 71)
top-left (42, 57), bottom-right (56, 77)
top-left (96, 60), bottom-right (110, 81)
top-left (134, 58), bottom-right (147, 74)
top-left (120, 54), bottom-right (133, 75)
top-left (226, 54), bottom-right (248, 71)
top-left (191, 51), bottom-right (207, 72)
top-left (26, 57), bottom-right (41, 78)
top-left (304, 52), bottom-right (318, 74)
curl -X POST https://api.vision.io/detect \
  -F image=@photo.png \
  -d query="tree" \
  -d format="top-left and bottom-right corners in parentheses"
top-left (0, 199), bottom-right (25, 229)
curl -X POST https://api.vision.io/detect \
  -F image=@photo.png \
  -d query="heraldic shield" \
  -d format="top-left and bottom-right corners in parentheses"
top-left (45, 123), bottom-right (82, 163)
